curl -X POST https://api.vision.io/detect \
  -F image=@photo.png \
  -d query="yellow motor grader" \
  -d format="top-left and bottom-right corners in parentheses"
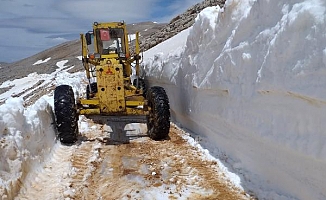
top-left (53, 21), bottom-right (170, 143)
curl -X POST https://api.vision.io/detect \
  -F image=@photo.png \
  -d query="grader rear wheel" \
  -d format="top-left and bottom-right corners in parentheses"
top-left (146, 86), bottom-right (170, 140)
top-left (54, 85), bottom-right (79, 144)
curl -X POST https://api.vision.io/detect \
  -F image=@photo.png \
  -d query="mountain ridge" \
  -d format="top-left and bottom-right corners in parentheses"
top-left (0, 0), bottom-right (226, 85)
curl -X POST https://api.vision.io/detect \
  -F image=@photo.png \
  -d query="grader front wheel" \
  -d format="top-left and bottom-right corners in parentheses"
top-left (54, 85), bottom-right (79, 144)
top-left (146, 86), bottom-right (170, 140)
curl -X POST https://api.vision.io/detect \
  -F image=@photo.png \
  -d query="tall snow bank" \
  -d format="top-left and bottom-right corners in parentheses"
top-left (144, 0), bottom-right (326, 199)
top-left (185, 0), bottom-right (326, 99)
top-left (0, 97), bottom-right (56, 199)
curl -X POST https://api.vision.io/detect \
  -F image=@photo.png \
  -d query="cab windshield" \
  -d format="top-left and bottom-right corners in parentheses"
top-left (96, 28), bottom-right (126, 57)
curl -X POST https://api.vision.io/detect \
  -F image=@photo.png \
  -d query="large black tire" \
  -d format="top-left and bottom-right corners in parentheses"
top-left (54, 85), bottom-right (78, 144)
top-left (86, 82), bottom-right (98, 99)
top-left (146, 86), bottom-right (170, 140)
top-left (133, 78), bottom-right (147, 97)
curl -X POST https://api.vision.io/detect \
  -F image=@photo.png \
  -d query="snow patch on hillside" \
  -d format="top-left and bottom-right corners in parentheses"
top-left (33, 57), bottom-right (51, 65)
top-left (0, 59), bottom-right (84, 104)
top-left (128, 34), bottom-right (136, 42)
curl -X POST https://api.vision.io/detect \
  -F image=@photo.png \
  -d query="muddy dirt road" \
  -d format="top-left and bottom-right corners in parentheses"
top-left (16, 117), bottom-right (250, 200)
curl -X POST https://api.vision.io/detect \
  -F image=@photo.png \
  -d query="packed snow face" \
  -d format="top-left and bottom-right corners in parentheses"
top-left (0, 60), bottom-right (86, 198)
top-left (144, 0), bottom-right (326, 199)
top-left (0, 98), bottom-right (56, 199)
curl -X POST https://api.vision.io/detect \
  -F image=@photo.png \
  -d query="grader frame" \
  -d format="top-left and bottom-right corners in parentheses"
top-left (53, 21), bottom-right (170, 144)
top-left (80, 21), bottom-right (146, 116)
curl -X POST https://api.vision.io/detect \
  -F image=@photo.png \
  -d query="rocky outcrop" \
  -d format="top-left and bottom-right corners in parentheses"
top-left (139, 0), bottom-right (226, 51)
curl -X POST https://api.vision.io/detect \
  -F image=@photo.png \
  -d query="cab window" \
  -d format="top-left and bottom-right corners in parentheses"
top-left (96, 28), bottom-right (126, 56)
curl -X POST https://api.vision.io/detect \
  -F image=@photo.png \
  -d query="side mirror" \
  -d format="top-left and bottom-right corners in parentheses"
top-left (85, 32), bottom-right (92, 45)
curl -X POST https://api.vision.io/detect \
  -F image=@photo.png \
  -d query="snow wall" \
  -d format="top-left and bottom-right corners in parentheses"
top-left (0, 98), bottom-right (56, 199)
top-left (0, 64), bottom-right (85, 198)
top-left (144, 0), bottom-right (326, 199)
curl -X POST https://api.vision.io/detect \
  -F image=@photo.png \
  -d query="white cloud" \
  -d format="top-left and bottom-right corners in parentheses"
top-left (0, 0), bottom-right (62, 18)
top-left (56, 0), bottom-right (157, 23)
top-left (0, 0), bottom-right (204, 62)
top-left (51, 37), bottom-right (69, 43)
top-left (0, 27), bottom-right (68, 62)
top-left (154, 0), bottom-right (204, 22)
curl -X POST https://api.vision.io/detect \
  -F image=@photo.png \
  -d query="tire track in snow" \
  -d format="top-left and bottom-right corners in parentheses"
top-left (15, 144), bottom-right (74, 200)
top-left (69, 121), bottom-right (107, 200)
top-left (69, 120), bottom-right (250, 200)
top-left (15, 119), bottom-right (250, 199)
top-left (70, 140), bottom-right (103, 199)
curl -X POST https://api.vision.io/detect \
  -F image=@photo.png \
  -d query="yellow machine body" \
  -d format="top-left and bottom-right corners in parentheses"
top-left (79, 21), bottom-right (147, 117)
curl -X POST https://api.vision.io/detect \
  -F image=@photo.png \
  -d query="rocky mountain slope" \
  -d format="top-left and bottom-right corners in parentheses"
top-left (140, 0), bottom-right (225, 50)
top-left (0, 22), bottom-right (166, 85)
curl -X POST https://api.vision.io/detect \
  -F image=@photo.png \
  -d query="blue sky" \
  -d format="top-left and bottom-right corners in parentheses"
top-left (0, 0), bottom-right (203, 63)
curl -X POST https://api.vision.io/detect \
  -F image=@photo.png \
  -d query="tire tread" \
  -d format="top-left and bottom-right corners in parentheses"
top-left (54, 85), bottom-right (78, 144)
top-left (147, 86), bottom-right (170, 140)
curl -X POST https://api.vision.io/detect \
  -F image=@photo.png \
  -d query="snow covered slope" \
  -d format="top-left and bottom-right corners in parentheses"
top-left (0, 65), bottom-right (86, 198)
top-left (143, 0), bottom-right (326, 199)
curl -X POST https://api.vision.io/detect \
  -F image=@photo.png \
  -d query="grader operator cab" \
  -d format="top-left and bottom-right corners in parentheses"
top-left (53, 21), bottom-right (170, 144)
